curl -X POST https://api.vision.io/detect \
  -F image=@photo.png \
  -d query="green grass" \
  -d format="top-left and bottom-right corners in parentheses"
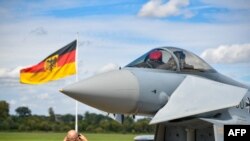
top-left (0, 132), bottom-right (136, 141)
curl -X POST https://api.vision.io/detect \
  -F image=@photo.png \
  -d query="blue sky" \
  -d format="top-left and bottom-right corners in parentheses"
top-left (0, 0), bottom-right (250, 115)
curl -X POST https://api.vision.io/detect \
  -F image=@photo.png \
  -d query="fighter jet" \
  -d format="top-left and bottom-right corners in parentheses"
top-left (60, 47), bottom-right (250, 141)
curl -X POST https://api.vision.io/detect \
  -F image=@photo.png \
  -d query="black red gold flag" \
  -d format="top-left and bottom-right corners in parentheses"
top-left (20, 40), bottom-right (76, 84)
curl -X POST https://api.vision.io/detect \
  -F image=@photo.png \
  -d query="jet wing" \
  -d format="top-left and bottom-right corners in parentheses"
top-left (150, 75), bottom-right (248, 124)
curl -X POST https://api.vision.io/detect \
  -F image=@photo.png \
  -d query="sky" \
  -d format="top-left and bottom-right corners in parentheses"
top-left (0, 0), bottom-right (250, 116)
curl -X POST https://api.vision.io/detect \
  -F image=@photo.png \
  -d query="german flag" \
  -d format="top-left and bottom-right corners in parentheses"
top-left (20, 40), bottom-right (77, 84)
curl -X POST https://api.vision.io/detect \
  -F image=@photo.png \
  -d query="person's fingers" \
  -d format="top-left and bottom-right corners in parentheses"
top-left (79, 134), bottom-right (88, 141)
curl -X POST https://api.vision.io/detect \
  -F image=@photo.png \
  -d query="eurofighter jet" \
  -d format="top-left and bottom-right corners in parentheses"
top-left (60, 47), bottom-right (250, 141)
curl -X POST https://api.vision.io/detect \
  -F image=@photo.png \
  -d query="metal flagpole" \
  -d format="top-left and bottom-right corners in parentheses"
top-left (75, 32), bottom-right (79, 132)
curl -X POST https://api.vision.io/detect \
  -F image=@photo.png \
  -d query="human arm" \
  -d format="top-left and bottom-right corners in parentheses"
top-left (79, 134), bottom-right (88, 141)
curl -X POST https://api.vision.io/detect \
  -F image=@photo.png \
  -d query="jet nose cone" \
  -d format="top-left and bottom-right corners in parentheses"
top-left (60, 70), bottom-right (139, 113)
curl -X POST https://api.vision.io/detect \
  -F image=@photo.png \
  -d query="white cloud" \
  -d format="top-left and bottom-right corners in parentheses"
top-left (1, 16), bottom-right (250, 67)
top-left (202, 0), bottom-right (250, 10)
top-left (201, 44), bottom-right (250, 64)
top-left (0, 66), bottom-right (23, 78)
top-left (36, 93), bottom-right (49, 100)
top-left (9, 99), bottom-right (16, 105)
top-left (199, 0), bottom-right (250, 23)
top-left (30, 27), bottom-right (47, 36)
top-left (138, 0), bottom-right (190, 18)
top-left (96, 63), bottom-right (120, 74)
top-left (20, 96), bottom-right (29, 102)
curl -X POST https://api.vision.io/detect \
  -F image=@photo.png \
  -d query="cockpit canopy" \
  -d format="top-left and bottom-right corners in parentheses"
top-left (126, 47), bottom-right (215, 72)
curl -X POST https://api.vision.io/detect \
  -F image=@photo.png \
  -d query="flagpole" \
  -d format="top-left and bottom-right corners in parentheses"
top-left (75, 32), bottom-right (79, 132)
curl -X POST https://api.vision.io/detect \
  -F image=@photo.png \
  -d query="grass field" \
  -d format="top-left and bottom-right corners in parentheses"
top-left (0, 132), bottom-right (136, 141)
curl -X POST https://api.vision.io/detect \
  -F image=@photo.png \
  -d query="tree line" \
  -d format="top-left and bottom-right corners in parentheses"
top-left (0, 100), bottom-right (155, 133)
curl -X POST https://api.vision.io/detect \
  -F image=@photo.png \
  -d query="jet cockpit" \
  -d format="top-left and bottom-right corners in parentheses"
top-left (126, 47), bottom-right (216, 73)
